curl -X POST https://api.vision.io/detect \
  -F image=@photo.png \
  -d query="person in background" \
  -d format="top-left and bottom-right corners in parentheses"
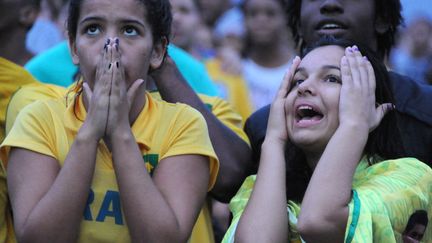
top-left (171, 0), bottom-right (253, 120)
top-left (0, 0), bottom-right (40, 66)
top-left (390, 16), bottom-right (432, 85)
top-left (241, 0), bottom-right (296, 111)
top-left (402, 210), bottom-right (429, 243)
top-left (25, 0), bottom-right (69, 55)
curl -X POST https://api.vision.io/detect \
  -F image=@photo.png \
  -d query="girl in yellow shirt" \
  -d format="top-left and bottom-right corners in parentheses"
top-left (1, 0), bottom-right (219, 242)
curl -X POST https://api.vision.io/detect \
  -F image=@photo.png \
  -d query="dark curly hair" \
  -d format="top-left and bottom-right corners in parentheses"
top-left (285, 0), bottom-right (403, 59)
top-left (67, 0), bottom-right (172, 45)
top-left (284, 37), bottom-right (406, 202)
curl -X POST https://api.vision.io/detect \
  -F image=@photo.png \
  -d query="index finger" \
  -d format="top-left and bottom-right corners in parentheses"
top-left (275, 56), bottom-right (301, 100)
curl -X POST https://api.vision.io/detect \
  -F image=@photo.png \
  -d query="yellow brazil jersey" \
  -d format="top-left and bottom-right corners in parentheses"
top-left (1, 92), bottom-right (219, 243)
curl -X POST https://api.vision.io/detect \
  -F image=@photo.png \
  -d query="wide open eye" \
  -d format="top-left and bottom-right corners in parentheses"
top-left (85, 24), bottom-right (101, 35)
top-left (124, 26), bottom-right (138, 36)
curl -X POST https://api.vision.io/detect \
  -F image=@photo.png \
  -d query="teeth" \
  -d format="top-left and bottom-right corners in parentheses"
top-left (322, 23), bottom-right (341, 29)
top-left (298, 105), bottom-right (314, 111)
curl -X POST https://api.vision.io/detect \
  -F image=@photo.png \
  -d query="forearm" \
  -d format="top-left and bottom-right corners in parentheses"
top-left (19, 127), bottom-right (98, 243)
top-left (298, 125), bottom-right (368, 241)
top-left (235, 139), bottom-right (288, 243)
top-left (110, 131), bottom-right (183, 242)
top-left (154, 69), bottom-right (252, 202)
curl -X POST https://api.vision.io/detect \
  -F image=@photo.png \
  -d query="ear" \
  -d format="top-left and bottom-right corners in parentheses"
top-left (375, 16), bottom-right (391, 34)
top-left (19, 5), bottom-right (39, 29)
top-left (69, 38), bottom-right (80, 65)
top-left (149, 37), bottom-right (168, 70)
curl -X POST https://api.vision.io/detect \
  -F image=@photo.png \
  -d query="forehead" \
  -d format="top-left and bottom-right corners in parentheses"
top-left (300, 45), bottom-right (344, 69)
top-left (245, 0), bottom-right (281, 8)
top-left (79, 0), bottom-right (147, 22)
top-left (171, 0), bottom-right (197, 9)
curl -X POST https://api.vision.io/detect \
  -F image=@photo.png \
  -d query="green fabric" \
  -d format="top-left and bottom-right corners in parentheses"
top-left (223, 157), bottom-right (432, 242)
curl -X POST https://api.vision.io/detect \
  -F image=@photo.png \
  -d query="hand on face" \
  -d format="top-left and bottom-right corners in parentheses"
top-left (266, 56), bottom-right (301, 144)
top-left (83, 38), bottom-right (143, 140)
top-left (338, 46), bottom-right (393, 132)
top-left (105, 38), bottom-right (144, 138)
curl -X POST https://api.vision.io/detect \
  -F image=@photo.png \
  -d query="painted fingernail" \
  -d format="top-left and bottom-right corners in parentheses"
top-left (116, 61), bottom-right (119, 68)
top-left (115, 38), bottom-right (119, 45)
top-left (107, 39), bottom-right (111, 45)
top-left (108, 63), bottom-right (112, 69)
top-left (353, 45), bottom-right (359, 51)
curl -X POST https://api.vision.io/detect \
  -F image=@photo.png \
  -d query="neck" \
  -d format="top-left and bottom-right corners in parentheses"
top-left (0, 28), bottom-right (33, 66)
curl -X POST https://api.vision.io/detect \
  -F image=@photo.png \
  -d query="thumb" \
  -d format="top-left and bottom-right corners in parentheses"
top-left (82, 82), bottom-right (93, 102)
top-left (375, 103), bottom-right (394, 124)
top-left (127, 79), bottom-right (144, 104)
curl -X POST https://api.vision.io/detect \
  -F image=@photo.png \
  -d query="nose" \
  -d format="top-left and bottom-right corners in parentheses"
top-left (297, 79), bottom-right (315, 96)
top-left (320, 0), bottom-right (344, 14)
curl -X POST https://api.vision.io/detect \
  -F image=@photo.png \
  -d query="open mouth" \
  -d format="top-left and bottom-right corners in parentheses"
top-left (296, 105), bottom-right (324, 123)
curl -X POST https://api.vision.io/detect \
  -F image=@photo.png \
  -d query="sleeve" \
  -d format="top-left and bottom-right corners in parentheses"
top-left (206, 96), bottom-right (250, 146)
top-left (5, 84), bottom-right (66, 136)
top-left (344, 158), bottom-right (432, 242)
top-left (1, 101), bottom-right (58, 169)
top-left (160, 105), bottom-right (219, 191)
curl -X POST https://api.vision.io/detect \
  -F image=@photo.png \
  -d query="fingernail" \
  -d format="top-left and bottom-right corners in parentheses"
top-left (363, 56), bottom-right (368, 61)
top-left (115, 38), bottom-right (119, 45)
top-left (116, 61), bottom-right (119, 68)
top-left (107, 39), bottom-right (111, 45)
top-left (353, 45), bottom-right (359, 51)
top-left (108, 63), bottom-right (112, 69)
top-left (348, 47), bottom-right (353, 53)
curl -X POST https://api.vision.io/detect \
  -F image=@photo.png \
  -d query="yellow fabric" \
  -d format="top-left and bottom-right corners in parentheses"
top-left (5, 83), bottom-right (67, 135)
top-left (0, 57), bottom-right (39, 143)
top-left (205, 59), bottom-right (253, 121)
top-left (223, 157), bottom-right (432, 243)
top-left (1, 92), bottom-right (219, 243)
top-left (0, 57), bottom-right (41, 243)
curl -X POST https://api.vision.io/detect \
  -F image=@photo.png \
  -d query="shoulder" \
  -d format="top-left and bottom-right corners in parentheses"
top-left (244, 105), bottom-right (271, 138)
top-left (389, 71), bottom-right (432, 125)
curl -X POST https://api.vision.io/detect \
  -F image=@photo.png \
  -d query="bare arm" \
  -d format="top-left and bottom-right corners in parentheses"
top-left (110, 130), bottom-right (209, 242)
top-left (297, 47), bottom-right (393, 242)
top-left (8, 42), bottom-right (116, 243)
top-left (8, 130), bottom-right (99, 243)
top-left (151, 57), bottom-right (252, 202)
top-left (235, 58), bottom-right (300, 242)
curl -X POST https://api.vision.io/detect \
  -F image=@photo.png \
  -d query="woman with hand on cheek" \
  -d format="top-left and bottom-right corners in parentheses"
top-left (0, 0), bottom-right (218, 242)
top-left (223, 38), bottom-right (432, 243)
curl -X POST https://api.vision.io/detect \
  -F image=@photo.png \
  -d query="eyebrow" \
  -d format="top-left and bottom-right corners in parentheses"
top-left (79, 16), bottom-right (145, 28)
top-left (294, 65), bottom-right (340, 75)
